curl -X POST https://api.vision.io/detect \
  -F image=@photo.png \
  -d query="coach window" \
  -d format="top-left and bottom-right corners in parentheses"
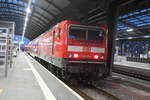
top-left (57, 27), bottom-right (61, 39)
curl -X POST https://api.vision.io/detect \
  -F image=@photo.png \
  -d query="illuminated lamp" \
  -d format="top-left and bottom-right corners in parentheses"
top-left (73, 53), bottom-right (79, 58)
top-left (94, 55), bottom-right (99, 59)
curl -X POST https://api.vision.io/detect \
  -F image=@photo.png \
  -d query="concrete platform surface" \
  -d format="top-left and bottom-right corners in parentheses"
top-left (114, 60), bottom-right (150, 70)
top-left (0, 52), bottom-right (84, 100)
top-left (0, 53), bottom-right (45, 100)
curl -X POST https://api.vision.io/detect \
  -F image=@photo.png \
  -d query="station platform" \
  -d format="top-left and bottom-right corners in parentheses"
top-left (114, 60), bottom-right (150, 79)
top-left (114, 60), bottom-right (150, 71)
top-left (0, 52), bottom-right (84, 100)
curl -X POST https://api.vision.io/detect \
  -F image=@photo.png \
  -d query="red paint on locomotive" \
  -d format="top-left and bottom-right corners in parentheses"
top-left (27, 20), bottom-right (109, 79)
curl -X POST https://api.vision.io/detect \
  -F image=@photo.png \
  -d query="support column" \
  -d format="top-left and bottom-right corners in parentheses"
top-left (121, 41), bottom-right (125, 56)
top-left (106, 2), bottom-right (119, 76)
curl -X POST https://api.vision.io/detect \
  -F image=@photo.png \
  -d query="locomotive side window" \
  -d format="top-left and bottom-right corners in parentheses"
top-left (88, 29), bottom-right (104, 41)
top-left (69, 27), bottom-right (86, 40)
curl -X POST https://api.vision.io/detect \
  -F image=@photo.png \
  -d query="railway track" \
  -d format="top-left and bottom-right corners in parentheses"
top-left (65, 80), bottom-right (120, 100)
top-left (71, 87), bottom-right (94, 100)
top-left (113, 65), bottom-right (150, 81)
top-left (63, 73), bottom-right (150, 100)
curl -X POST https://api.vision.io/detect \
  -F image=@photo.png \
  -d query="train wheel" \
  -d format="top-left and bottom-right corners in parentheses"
top-left (38, 58), bottom-right (41, 63)
top-left (61, 69), bottom-right (67, 79)
top-left (49, 64), bottom-right (55, 74)
top-left (55, 68), bottom-right (62, 78)
top-left (62, 70), bottom-right (71, 80)
top-left (47, 63), bottom-right (51, 71)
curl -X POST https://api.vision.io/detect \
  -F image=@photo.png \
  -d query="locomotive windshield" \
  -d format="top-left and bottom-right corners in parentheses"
top-left (69, 25), bottom-right (104, 41)
top-left (69, 27), bottom-right (86, 40)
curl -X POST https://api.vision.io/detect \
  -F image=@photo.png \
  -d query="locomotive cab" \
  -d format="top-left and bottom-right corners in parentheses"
top-left (63, 24), bottom-right (108, 79)
top-left (66, 24), bottom-right (107, 61)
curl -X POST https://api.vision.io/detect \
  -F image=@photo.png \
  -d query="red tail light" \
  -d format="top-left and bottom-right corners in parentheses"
top-left (73, 53), bottom-right (79, 58)
top-left (94, 54), bottom-right (99, 59)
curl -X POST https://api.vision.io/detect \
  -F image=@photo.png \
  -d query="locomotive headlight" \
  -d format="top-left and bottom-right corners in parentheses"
top-left (100, 55), bottom-right (104, 59)
top-left (73, 53), bottom-right (79, 58)
top-left (68, 54), bottom-right (72, 58)
top-left (94, 55), bottom-right (99, 59)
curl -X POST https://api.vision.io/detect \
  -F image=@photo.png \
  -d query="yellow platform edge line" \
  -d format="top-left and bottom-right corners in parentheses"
top-left (0, 89), bottom-right (3, 95)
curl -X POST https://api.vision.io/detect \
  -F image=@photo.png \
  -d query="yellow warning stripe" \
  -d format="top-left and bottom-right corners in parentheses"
top-left (0, 89), bottom-right (3, 95)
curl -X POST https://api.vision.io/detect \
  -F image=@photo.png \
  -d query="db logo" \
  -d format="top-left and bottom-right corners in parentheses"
top-left (83, 47), bottom-right (91, 52)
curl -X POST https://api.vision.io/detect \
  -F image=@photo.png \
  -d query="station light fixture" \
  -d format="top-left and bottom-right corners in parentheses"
top-left (127, 37), bottom-right (133, 39)
top-left (24, 23), bottom-right (27, 28)
top-left (116, 38), bottom-right (119, 40)
top-left (25, 17), bottom-right (29, 22)
top-left (144, 36), bottom-right (150, 38)
top-left (21, 0), bottom-right (32, 42)
top-left (20, 41), bottom-right (24, 44)
top-left (26, 7), bottom-right (31, 14)
top-left (126, 28), bottom-right (134, 32)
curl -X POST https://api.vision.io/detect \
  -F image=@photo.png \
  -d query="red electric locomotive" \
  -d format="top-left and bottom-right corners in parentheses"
top-left (27, 20), bottom-right (109, 80)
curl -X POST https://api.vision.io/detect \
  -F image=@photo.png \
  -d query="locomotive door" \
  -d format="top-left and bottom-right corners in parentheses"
top-left (51, 27), bottom-right (61, 55)
top-left (52, 29), bottom-right (56, 55)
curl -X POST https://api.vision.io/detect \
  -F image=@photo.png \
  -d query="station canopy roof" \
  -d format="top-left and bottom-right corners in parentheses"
top-left (0, 0), bottom-right (149, 40)
top-left (117, 8), bottom-right (150, 40)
